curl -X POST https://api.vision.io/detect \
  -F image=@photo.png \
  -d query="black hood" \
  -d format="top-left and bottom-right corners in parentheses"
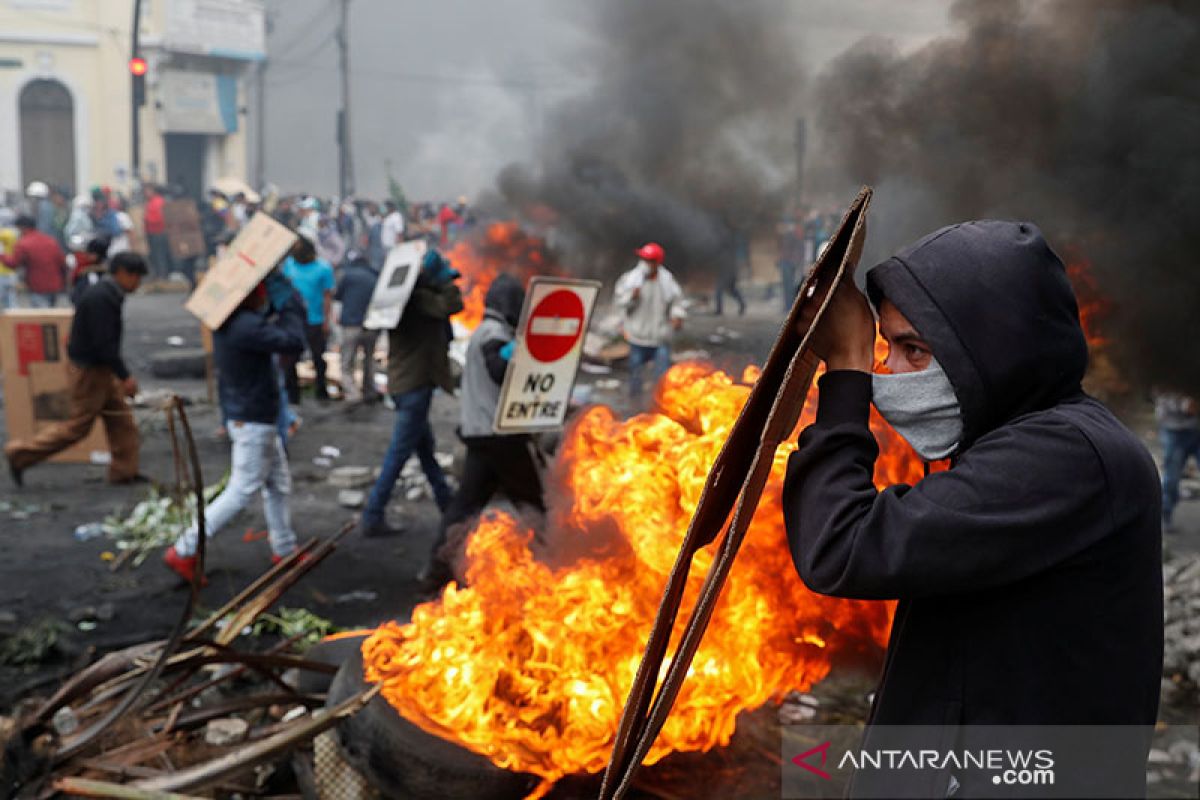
top-left (484, 273), bottom-right (525, 328)
top-left (866, 220), bottom-right (1088, 452)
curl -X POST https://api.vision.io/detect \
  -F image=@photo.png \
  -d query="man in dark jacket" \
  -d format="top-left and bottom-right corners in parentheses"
top-left (5, 252), bottom-right (147, 486)
top-left (783, 221), bottom-right (1162, 798)
top-left (334, 250), bottom-right (381, 403)
top-left (164, 274), bottom-right (307, 582)
top-left (422, 274), bottom-right (545, 591)
top-left (357, 249), bottom-right (462, 538)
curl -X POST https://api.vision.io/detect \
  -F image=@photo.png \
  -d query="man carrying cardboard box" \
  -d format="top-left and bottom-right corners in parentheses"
top-left (5, 252), bottom-right (148, 486)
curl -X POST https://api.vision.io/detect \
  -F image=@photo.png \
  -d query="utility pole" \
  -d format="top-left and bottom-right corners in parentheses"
top-left (337, 0), bottom-right (354, 199)
top-left (255, 8), bottom-right (270, 190)
top-left (255, 59), bottom-right (266, 189)
top-left (130, 0), bottom-right (144, 190)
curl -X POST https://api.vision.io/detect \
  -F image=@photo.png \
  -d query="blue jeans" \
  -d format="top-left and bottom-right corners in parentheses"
top-left (363, 386), bottom-right (451, 525)
top-left (1160, 427), bottom-right (1200, 523)
top-left (0, 273), bottom-right (16, 309)
top-left (628, 343), bottom-right (671, 398)
top-left (29, 292), bottom-right (59, 308)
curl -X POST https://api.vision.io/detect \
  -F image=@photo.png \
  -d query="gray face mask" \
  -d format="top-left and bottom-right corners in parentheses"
top-left (871, 357), bottom-right (963, 461)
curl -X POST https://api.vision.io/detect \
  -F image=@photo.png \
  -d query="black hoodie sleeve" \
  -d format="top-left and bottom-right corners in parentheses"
top-left (781, 370), bottom-right (1116, 600)
top-left (480, 337), bottom-right (511, 385)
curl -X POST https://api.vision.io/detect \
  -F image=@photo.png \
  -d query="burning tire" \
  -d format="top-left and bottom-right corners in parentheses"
top-left (327, 638), bottom-right (540, 800)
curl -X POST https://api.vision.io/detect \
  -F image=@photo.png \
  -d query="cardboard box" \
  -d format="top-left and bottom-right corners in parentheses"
top-left (0, 309), bottom-right (109, 463)
top-left (184, 212), bottom-right (297, 330)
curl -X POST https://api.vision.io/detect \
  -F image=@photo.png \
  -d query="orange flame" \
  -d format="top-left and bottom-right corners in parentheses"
top-left (1065, 256), bottom-right (1110, 346)
top-left (363, 359), bottom-right (923, 788)
top-left (447, 222), bottom-right (557, 331)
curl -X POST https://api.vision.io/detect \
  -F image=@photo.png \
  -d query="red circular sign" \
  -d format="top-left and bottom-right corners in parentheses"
top-left (525, 289), bottom-right (586, 363)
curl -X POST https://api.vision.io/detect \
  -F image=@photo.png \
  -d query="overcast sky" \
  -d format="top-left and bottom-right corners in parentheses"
top-left (261, 0), bottom-right (954, 201)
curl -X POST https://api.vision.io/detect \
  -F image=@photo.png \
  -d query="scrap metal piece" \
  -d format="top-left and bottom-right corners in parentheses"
top-left (599, 186), bottom-right (873, 800)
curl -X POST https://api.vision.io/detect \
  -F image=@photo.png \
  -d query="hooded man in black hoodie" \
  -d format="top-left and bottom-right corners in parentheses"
top-left (783, 220), bottom-right (1162, 798)
top-left (420, 273), bottom-right (546, 592)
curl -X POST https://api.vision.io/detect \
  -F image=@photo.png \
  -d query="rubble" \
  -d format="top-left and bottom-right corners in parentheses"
top-left (337, 489), bottom-right (366, 508)
top-left (204, 717), bottom-right (250, 746)
top-left (328, 465), bottom-right (374, 488)
top-left (1162, 550), bottom-right (1200, 693)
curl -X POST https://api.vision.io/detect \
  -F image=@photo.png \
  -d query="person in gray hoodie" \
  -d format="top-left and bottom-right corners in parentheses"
top-left (421, 273), bottom-right (545, 592)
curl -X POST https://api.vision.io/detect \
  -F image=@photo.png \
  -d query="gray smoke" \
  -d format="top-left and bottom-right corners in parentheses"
top-left (813, 0), bottom-right (1200, 391)
top-left (494, 0), bottom-right (805, 281)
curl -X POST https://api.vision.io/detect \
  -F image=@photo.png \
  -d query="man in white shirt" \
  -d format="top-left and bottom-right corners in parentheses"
top-left (613, 242), bottom-right (685, 400)
top-left (380, 201), bottom-right (405, 250)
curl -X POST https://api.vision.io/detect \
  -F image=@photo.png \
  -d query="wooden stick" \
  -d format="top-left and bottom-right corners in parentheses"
top-left (184, 539), bottom-right (321, 643)
top-left (52, 777), bottom-right (205, 800)
top-left (132, 685), bottom-right (380, 794)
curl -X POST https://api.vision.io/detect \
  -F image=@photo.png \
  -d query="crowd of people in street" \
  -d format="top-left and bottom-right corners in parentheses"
top-left (0, 180), bottom-right (516, 595)
top-left (0, 177), bottom-right (1191, 618)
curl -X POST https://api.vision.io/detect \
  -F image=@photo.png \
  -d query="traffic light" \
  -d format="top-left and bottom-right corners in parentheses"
top-left (129, 56), bottom-right (147, 107)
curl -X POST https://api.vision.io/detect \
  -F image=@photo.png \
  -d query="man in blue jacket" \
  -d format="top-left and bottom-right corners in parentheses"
top-left (164, 272), bottom-right (307, 582)
top-left (784, 221), bottom-right (1162, 798)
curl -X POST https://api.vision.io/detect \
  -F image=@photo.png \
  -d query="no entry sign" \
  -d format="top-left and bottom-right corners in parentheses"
top-left (494, 276), bottom-right (600, 433)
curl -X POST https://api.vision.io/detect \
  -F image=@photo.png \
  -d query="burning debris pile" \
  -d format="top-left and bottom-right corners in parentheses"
top-left (361, 361), bottom-right (923, 792)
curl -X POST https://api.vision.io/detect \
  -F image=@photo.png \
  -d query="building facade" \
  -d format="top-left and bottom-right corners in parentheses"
top-left (0, 0), bottom-right (264, 201)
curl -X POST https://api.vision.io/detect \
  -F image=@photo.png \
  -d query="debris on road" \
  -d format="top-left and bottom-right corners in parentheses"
top-left (328, 465), bottom-right (373, 489)
top-left (101, 474), bottom-right (229, 566)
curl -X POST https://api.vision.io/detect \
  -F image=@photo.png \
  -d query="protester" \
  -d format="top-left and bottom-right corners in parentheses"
top-left (281, 235), bottom-right (335, 401)
top-left (106, 198), bottom-right (134, 255)
top-left (63, 193), bottom-right (95, 250)
top-left (777, 215), bottom-right (805, 309)
top-left (49, 187), bottom-right (70, 248)
top-left (783, 220), bottom-right (1161, 798)
top-left (143, 184), bottom-right (173, 279)
top-left (713, 254), bottom-right (746, 316)
top-left (69, 234), bottom-right (111, 306)
top-left (436, 201), bottom-right (461, 245)
top-left (316, 215), bottom-right (346, 267)
top-left (334, 250), bottom-right (381, 403)
top-left (1155, 390), bottom-right (1199, 533)
top-left (26, 181), bottom-right (55, 236)
top-left (613, 242), bottom-right (685, 400)
top-left (363, 201), bottom-right (386, 269)
top-left (91, 188), bottom-right (122, 240)
top-left (5, 252), bottom-right (148, 486)
top-left (424, 273), bottom-right (545, 591)
top-left (357, 248), bottom-right (461, 538)
top-left (0, 233), bottom-right (16, 309)
top-left (1, 215), bottom-right (67, 307)
top-left (380, 200), bottom-right (405, 250)
top-left (163, 273), bottom-right (308, 582)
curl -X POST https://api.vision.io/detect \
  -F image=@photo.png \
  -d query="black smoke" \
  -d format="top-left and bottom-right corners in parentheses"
top-left (493, 0), bottom-right (805, 282)
top-left (813, 0), bottom-right (1200, 392)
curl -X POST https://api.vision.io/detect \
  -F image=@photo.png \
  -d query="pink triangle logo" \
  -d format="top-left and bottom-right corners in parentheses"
top-left (792, 741), bottom-right (833, 780)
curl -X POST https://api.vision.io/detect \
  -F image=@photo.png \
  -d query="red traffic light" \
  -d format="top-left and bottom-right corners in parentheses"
top-left (129, 57), bottom-right (148, 76)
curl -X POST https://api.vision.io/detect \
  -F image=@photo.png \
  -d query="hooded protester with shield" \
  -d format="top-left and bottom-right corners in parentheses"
top-left (782, 220), bottom-right (1162, 798)
top-left (420, 273), bottom-right (547, 593)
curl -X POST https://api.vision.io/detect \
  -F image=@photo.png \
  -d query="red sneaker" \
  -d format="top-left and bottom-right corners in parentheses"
top-left (163, 546), bottom-right (207, 586)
